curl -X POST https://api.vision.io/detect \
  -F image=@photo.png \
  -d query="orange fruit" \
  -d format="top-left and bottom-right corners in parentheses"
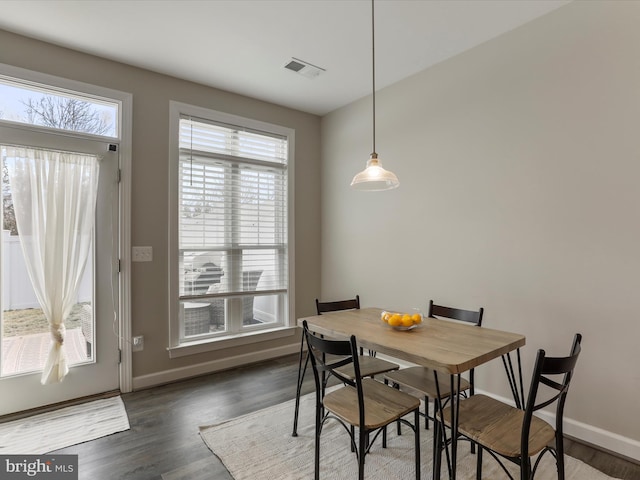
top-left (388, 314), bottom-right (402, 327)
top-left (401, 314), bottom-right (413, 327)
top-left (411, 313), bottom-right (422, 324)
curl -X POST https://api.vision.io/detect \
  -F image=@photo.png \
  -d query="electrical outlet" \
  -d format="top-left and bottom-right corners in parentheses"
top-left (132, 246), bottom-right (153, 262)
top-left (132, 335), bottom-right (144, 352)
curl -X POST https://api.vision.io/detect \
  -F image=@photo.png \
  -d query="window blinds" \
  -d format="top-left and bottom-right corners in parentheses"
top-left (178, 116), bottom-right (288, 297)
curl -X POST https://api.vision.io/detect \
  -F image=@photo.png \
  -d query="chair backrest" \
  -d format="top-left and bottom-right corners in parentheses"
top-left (193, 262), bottom-right (224, 294)
top-left (316, 295), bottom-right (360, 315)
top-left (428, 300), bottom-right (484, 326)
top-left (522, 333), bottom-right (582, 458)
top-left (243, 270), bottom-right (263, 291)
top-left (302, 320), bottom-right (365, 423)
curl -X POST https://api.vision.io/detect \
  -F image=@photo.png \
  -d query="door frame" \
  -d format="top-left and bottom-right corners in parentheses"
top-left (0, 62), bottom-right (133, 394)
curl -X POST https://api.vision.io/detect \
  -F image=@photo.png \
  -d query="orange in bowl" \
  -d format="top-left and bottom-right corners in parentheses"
top-left (388, 314), bottom-right (402, 327)
top-left (401, 314), bottom-right (414, 327)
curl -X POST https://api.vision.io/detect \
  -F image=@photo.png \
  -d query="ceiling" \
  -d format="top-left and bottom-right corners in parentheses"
top-left (0, 0), bottom-right (571, 116)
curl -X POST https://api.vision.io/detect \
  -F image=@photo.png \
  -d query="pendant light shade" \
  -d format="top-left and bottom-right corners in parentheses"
top-left (351, 0), bottom-right (399, 191)
top-left (350, 153), bottom-right (399, 191)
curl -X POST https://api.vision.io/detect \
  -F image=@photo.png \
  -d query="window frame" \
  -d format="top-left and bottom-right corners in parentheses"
top-left (168, 101), bottom-right (296, 357)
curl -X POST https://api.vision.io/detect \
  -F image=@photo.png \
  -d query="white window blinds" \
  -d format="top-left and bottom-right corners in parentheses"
top-left (178, 116), bottom-right (288, 298)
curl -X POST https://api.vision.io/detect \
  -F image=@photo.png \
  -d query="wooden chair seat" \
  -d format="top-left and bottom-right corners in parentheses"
top-left (324, 378), bottom-right (420, 430)
top-left (443, 394), bottom-right (556, 458)
top-left (336, 355), bottom-right (399, 380)
top-left (383, 366), bottom-right (470, 399)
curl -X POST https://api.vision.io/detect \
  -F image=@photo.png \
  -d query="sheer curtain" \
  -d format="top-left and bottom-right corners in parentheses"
top-left (6, 146), bottom-right (100, 384)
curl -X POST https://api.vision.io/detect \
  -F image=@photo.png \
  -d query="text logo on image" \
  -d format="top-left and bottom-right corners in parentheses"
top-left (1, 455), bottom-right (78, 479)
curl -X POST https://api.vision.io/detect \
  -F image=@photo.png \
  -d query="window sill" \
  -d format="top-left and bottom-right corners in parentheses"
top-left (167, 326), bottom-right (297, 359)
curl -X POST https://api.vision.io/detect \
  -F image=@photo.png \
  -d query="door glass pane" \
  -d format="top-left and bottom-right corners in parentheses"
top-left (1, 150), bottom-right (93, 377)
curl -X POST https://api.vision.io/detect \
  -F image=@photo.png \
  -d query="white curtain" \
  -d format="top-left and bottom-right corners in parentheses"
top-left (6, 146), bottom-right (100, 384)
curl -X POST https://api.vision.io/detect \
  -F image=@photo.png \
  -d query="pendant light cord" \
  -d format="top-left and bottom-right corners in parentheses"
top-left (371, 0), bottom-right (376, 155)
top-left (350, 0), bottom-right (399, 190)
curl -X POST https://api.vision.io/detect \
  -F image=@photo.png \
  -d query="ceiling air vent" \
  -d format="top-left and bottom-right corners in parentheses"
top-left (284, 57), bottom-right (325, 79)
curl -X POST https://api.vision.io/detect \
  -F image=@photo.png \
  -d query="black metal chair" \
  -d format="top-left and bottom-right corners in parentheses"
top-left (303, 320), bottom-right (421, 480)
top-left (292, 295), bottom-right (399, 436)
top-left (438, 333), bottom-right (582, 480)
top-left (383, 300), bottom-right (484, 432)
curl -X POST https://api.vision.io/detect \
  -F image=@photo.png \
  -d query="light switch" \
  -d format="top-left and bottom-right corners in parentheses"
top-left (132, 246), bottom-right (153, 262)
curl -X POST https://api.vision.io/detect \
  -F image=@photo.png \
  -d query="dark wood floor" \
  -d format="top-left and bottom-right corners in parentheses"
top-left (53, 354), bottom-right (639, 479)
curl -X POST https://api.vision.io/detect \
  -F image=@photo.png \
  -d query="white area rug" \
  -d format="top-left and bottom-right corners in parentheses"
top-left (200, 391), bottom-right (621, 480)
top-left (0, 396), bottom-right (130, 454)
top-left (1, 327), bottom-right (88, 376)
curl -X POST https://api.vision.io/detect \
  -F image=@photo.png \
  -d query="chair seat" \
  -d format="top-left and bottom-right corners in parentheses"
top-left (383, 366), bottom-right (470, 399)
top-left (324, 378), bottom-right (420, 430)
top-left (442, 394), bottom-right (556, 458)
top-left (335, 355), bottom-right (399, 380)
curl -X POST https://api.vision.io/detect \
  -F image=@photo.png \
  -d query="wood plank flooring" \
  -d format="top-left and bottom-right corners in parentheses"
top-left (50, 353), bottom-right (639, 479)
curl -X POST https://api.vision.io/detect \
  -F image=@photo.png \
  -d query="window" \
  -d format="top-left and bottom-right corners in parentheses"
top-left (169, 103), bottom-right (293, 350)
top-left (0, 77), bottom-right (119, 138)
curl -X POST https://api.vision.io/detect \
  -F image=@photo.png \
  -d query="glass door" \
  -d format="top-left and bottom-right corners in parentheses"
top-left (0, 125), bottom-right (120, 415)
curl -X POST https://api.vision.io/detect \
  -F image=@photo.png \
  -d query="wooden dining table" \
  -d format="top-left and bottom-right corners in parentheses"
top-left (298, 307), bottom-right (526, 480)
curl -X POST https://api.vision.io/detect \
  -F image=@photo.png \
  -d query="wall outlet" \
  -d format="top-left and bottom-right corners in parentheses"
top-left (132, 246), bottom-right (153, 262)
top-left (132, 335), bottom-right (144, 352)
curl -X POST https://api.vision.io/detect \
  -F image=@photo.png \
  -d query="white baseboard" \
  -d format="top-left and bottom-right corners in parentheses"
top-left (376, 353), bottom-right (640, 462)
top-left (132, 343), bottom-right (299, 390)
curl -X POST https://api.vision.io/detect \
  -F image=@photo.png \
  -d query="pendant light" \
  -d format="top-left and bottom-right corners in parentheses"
top-left (350, 0), bottom-right (399, 191)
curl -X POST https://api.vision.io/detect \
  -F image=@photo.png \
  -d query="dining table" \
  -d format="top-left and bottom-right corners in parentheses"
top-left (298, 307), bottom-right (526, 480)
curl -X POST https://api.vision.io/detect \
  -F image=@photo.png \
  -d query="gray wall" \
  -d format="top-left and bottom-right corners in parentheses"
top-left (320, 1), bottom-right (640, 455)
top-left (0, 29), bottom-right (321, 379)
